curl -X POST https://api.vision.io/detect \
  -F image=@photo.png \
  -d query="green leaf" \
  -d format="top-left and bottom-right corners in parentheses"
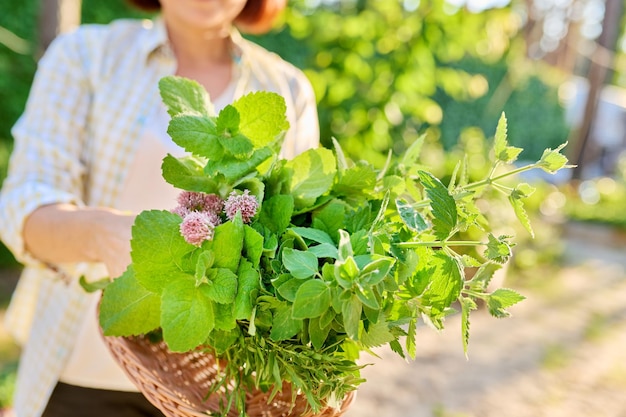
top-left (469, 262), bottom-right (502, 287)
top-left (243, 225), bottom-right (264, 268)
top-left (342, 295), bottom-right (362, 340)
top-left (131, 210), bottom-right (195, 294)
top-left (233, 260), bottom-right (260, 320)
top-left (218, 133), bottom-right (254, 160)
top-left (206, 328), bottom-right (240, 354)
top-left (400, 134), bottom-right (425, 168)
top-left (282, 248), bottom-right (319, 279)
top-left (195, 251), bottom-right (214, 286)
top-left (333, 162), bottom-right (377, 196)
top-left (537, 142), bottom-right (570, 174)
top-left (406, 319), bottom-right (417, 359)
top-left (389, 339), bottom-right (406, 359)
top-left (205, 147), bottom-right (273, 182)
top-left (205, 268), bottom-right (238, 304)
top-left (292, 280), bottom-right (331, 319)
top-left (319, 308), bottom-right (335, 329)
top-left (396, 198), bottom-right (428, 232)
top-left (355, 286), bottom-right (379, 310)
top-left (335, 256), bottom-right (360, 289)
top-left (418, 171), bottom-right (458, 240)
top-left (167, 115), bottom-right (223, 159)
top-left (213, 302), bottom-right (237, 330)
top-left (359, 257), bottom-right (395, 286)
top-left (258, 194), bottom-right (294, 234)
top-left (311, 200), bottom-right (346, 242)
top-left (360, 319), bottom-right (394, 348)
top-left (161, 278), bottom-right (214, 352)
top-left (337, 230), bottom-right (353, 262)
top-left (158, 75), bottom-right (213, 118)
top-left (509, 187), bottom-right (534, 238)
top-left (345, 205), bottom-right (373, 234)
top-left (99, 267), bottom-right (161, 336)
top-left (276, 277), bottom-right (305, 302)
top-left (232, 91), bottom-right (289, 148)
top-left (309, 317), bottom-right (331, 350)
top-left (486, 288), bottom-right (525, 318)
top-left (285, 148), bottom-right (337, 209)
top-left (382, 175), bottom-right (405, 197)
top-left (206, 214), bottom-right (244, 272)
top-left (79, 276), bottom-right (110, 293)
top-left (289, 227), bottom-right (334, 245)
top-left (308, 243), bottom-right (338, 259)
top-left (161, 155), bottom-right (219, 193)
top-left (493, 112), bottom-right (523, 163)
top-left (460, 297), bottom-right (477, 356)
top-left (412, 246), bottom-right (463, 314)
top-left (270, 302), bottom-right (302, 341)
top-left (484, 234), bottom-right (512, 264)
top-left (216, 104), bottom-right (240, 135)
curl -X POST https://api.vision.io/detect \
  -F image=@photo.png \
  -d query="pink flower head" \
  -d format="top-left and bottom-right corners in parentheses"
top-left (224, 190), bottom-right (258, 224)
top-left (203, 194), bottom-right (224, 214)
top-left (171, 205), bottom-right (190, 218)
top-left (172, 191), bottom-right (224, 217)
top-left (179, 211), bottom-right (218, 246)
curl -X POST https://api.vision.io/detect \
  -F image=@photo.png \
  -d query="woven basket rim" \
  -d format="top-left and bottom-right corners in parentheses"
top-left (102, 331), bottom-right (356, 417)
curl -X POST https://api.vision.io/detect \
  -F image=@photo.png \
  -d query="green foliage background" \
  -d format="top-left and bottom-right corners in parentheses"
top-left (0, 0), bottom-right (570, 269)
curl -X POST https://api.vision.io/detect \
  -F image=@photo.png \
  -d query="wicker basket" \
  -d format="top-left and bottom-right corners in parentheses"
top-left (102, 333), bottom-right (356, 417)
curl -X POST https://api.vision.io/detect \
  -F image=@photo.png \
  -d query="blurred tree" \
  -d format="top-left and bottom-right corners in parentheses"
top-left (252, 0), bottom-right (568, 164)
top-left (38, 0), bottom-right (81, 54)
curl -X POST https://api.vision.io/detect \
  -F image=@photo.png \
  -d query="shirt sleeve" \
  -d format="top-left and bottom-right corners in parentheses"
top-left (0, 31), bottom-right (91, 264)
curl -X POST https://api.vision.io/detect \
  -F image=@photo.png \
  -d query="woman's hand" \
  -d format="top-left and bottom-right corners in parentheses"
top-left (24, 204), bottom-right (136, 279)
top-left (92, 210), bottom-right (136, 278)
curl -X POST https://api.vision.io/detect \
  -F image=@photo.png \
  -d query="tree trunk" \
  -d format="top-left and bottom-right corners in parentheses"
top-left (38, 0), bottom-right (82, 56)
top-left (570, 0), bottom-right (623, 180)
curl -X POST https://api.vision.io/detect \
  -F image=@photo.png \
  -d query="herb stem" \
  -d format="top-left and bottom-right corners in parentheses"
top-left (396, 240), bottom-right (484, 248)
top-left (464, 164), bottom-right (537, 191)
top-left (463, 289), bottom-right (488, 299)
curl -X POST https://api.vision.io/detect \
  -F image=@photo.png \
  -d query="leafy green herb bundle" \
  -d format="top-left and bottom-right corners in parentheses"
top-left (98, 76), bottom-right (570, 416)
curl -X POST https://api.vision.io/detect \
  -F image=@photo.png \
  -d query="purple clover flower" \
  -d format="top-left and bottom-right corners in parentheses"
top-left (224, 190), bottom-right (258, 224)
top-left (179, 211), bottom-right (218, 246)
top-left (172, 191), bottom-right (224, 218)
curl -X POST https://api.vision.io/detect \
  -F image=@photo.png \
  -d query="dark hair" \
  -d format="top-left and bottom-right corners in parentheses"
top-left (125, 0), bottom-right (287, 34)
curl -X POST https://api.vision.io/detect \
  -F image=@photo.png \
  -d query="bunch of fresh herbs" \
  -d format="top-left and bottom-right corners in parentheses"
top-left (97, 75), bottom-right (571, 416)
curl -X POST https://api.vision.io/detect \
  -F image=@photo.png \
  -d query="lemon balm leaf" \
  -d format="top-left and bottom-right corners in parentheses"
top-left (216, 104), bottom-right (240, 135)
top-left (159, 75), bottom-right (213, 117)
top-left (131, 210), bottom-right (195, 294)
top-left (285, 148), bottom-right (337, 209)
top-left (161, 154), bottom-right (220, 193)
top-left (161, 278), bottom-right (215, 352)
top-left (232, 91), bottom-right (289, 148)
top-left (167, 114), bottom-right (222, 159)
top-left (99, 267), bottom-right (161, 337)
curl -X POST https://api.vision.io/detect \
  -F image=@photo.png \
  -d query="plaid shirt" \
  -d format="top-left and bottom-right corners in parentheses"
top-left (0, 17), bottom-right (318, 417)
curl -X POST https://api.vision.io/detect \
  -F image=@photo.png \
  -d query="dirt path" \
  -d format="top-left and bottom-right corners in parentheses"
top-left (344, 223), bottom-right (626, 417)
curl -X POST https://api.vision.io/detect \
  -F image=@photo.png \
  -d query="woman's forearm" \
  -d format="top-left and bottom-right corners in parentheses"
top-left (23, 203), bottom-right (135, 277)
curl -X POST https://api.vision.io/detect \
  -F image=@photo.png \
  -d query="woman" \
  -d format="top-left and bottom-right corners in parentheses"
top-left (0, 0), bottom-right (319, 416)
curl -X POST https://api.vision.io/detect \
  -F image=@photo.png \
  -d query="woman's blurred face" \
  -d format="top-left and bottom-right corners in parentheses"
top-left (160, 0), bottom-right (248, 33)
